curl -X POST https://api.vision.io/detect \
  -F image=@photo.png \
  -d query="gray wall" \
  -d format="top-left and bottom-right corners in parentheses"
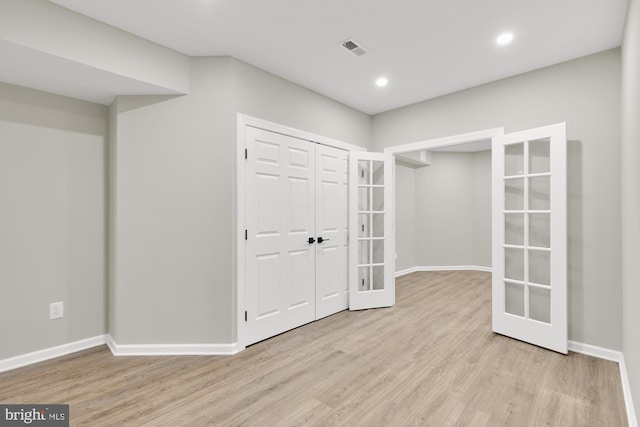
top-left (399, 151), bottom-right (491, 270)
top-left (231, 59), bottom-right (372, 148)
top-left (394, 163), bottom-right (416, 272)
top-left (0, 82), bottom-right (108, 359)
top-left (395, 151), bottom-right (491, 272)
top-left (621, 0), bottom-right (640, 417)
top-left (414, 152), bottom-right (476, 266)
top-left (374, 49), bottom-right (622, 350)
top-left (110, 57), bottom-right (371, 345)
top-left (111, 57), bottom-right (235, 345)
top-left (472, 151), bottom-right (492, 267)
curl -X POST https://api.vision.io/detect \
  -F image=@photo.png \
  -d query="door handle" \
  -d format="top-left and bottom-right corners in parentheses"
top-left (308, 237), bottom-right (316, 244)
top-left (317, 237), bottom-right (330, 243)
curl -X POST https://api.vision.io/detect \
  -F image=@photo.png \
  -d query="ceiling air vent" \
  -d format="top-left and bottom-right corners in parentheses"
top-left (340, 38), bottom-right (369, 57)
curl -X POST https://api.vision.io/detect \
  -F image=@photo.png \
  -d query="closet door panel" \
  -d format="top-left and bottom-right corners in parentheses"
top-left (316, 144), bottom-right (349, 319)
top-left (245, 127), bottom-right (316, 345)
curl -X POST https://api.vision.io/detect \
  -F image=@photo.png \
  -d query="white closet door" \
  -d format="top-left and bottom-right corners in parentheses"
top-left (315, 144), bottom-right (349, 319)
top-left (492, 123), bottom-right (567, 354)
top-left (245, 126), bottom-right (316, 345)
top-left (348, 151), bottom-right (395, 310)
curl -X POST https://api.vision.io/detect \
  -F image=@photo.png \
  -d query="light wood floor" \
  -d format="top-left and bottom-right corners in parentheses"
top-left (0, 271), bottom-right (627, 426)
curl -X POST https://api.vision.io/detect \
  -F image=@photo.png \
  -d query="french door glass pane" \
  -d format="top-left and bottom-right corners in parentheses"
top-left (372, 213), bottom-right (384, 238)
top-left (529, 213), bottom-right (550, 248)
top-left (529, 287), bottom-right (551, 323)
top-left (505, 282), bottom-right (525, 316)
top-left (372, 187), bottom-right (384, 211)
top-left (505, 178), bottom-right (525, 210)
top-left (505, 247), bottom-right (524, 281)
top-left (358, 160), bottom-right (370, 185)
top-left (372, 161), bottom-right (384, 185)
top-left (529, 250), bottom-right (550, 286)
top-left (505, 143), bottom-right (524, 176)
top-left (358, 214), bottom-right (370, 237)
top-left (358, 267), bottom-right (369, 291)
top-left (372, 240), bottom-right (384, 264)
top-left (372, 266), bottom-right (384, 290)
top-left (358, 240), bottom-right (370, 264)
top-left (505, 213), bottom-right (524, 246)
top-left (358, 187), bottom-right (370, 211)
top-left (529, 176), bottom-right (550, 210)
top-left (529, 138), bottom-right (550, 174)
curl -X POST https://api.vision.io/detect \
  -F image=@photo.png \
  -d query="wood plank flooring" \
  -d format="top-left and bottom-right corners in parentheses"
top-left (0, 271), bottom-right (628, 426)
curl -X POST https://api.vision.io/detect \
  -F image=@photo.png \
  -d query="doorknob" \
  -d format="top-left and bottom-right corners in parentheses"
top-left (308, 237), bottom-right (316, 244)
top-left (317, 237), bottom-right (330, 243)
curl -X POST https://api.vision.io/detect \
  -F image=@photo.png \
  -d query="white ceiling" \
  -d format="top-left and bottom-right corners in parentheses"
top-left (48, 0), bottom-right (628, 114)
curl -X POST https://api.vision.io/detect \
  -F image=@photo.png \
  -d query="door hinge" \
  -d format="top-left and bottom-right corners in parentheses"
top-left (245, 229), bottom-right (248, 240)
top-left (245, 148), bottom-right (248, 159)
top-left (245, 311), bottom-right (247, 322)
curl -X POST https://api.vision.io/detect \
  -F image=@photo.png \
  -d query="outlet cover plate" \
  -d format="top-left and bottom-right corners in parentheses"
top-left (49, 301), bottom-right (64, 320)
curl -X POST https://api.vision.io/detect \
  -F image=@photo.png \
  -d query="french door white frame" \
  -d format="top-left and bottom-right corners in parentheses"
top-left (236, 114), bottom-right (366, 350)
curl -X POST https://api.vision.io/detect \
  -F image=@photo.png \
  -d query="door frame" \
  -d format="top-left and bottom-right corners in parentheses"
top-left (383, 128), bottom-right (504, 156)
top-left (236, 114), bottom-right (366, 350)
top-left (383, 127), bottom-right (504, 273)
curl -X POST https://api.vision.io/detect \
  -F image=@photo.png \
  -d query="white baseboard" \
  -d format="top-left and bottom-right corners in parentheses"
top-left (396, 265), bottom-right (493, 277)
top-left (0, 335), bottom-right (108, 373)
top-left (569, 340), bottom-right (637, 427)
top-left (568, 340), bottom-right (622, 362)
top-left (106, 335), bottom-right (243, 356)
top-left (0, 335), bottom-right (244, 373)
top-left (620, 355), bottom-right (638, 427)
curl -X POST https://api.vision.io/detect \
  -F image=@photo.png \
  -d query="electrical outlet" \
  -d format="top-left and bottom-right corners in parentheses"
top-left (49, 301), bottom-right (64, 320)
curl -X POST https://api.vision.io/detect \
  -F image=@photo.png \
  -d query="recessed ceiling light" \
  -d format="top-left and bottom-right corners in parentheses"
top-left (496, 32), bottom-right (514, 46)
top-left (376, 77), bottom-right (388, 87)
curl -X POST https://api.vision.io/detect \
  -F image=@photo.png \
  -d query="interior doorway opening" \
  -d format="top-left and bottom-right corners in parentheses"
top-left (385, 128), bottom-right (502, 276)
top-left (386, 124), bottom-right (568, 354)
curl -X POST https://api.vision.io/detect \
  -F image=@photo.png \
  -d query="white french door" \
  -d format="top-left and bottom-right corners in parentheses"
top-left (492, 123), bottom-right (567, 354)
top-left (245, 126), bottom-right (349, 345)
top-left (315, 144), bottom-right (349, 319)
top-left (348, 152), bottom-right (395, 310)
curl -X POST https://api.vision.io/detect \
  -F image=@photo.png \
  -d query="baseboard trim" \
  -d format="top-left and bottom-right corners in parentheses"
top-left (568, 340), bottom-right (622, 362)
top-left (0, 335), bottom-right (108, 373)
top-left (568, 341), bottom-right (637, 427)
top-left (106, 335), bottom-right (243, 356)
top-left (620, 355), bottom-right (638, 427)
top-left (396, 265), bottom-right (493, 277)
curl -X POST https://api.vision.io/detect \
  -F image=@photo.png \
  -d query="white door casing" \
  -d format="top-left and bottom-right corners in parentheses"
top-left (315, 144), bottom-right (349, 319)
top-left (349, 151), bottom-right (395, 310)
top-left (492, 123), bottom-right (567, 354)
top-left (245, 126), bottom-right (316, 345)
